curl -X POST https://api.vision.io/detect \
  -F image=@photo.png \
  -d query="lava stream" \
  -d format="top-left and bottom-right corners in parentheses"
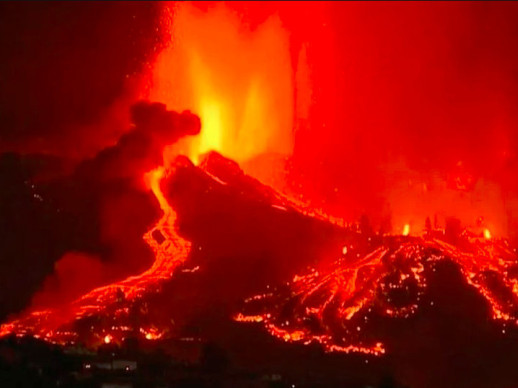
top-left (0, 166), bottom-right (190, 344)
top-left (236, 234), bottom-right (518, 355)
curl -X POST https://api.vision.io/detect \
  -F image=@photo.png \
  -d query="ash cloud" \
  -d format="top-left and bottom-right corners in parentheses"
top-left (75, 102), bottom-right (200, 183)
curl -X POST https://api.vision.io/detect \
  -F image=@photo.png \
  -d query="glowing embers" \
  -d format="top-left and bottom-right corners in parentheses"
top-left (236, 235), bottom-right (518, 355)
top-left (235, 243), bottom-right (427, 355)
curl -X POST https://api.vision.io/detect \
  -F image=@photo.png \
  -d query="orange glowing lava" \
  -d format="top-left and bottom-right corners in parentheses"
top-left (150, 2), bottom-right (300, 167)
top-left (0, 164), bottom-right (191, 344)
top-left (236, 230), bottom-right (518, 355)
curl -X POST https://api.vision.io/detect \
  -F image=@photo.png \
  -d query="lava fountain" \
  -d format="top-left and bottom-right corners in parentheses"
top-left (150, 1), bottom-right (297, 166)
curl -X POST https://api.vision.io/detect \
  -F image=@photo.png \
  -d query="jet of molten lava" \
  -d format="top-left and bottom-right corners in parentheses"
top-left (150, 2), bottom-right (298, 166)
top-left (144, 167), bottom-right (169, 213)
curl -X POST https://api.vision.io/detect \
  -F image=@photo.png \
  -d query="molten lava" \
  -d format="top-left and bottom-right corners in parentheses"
top-left (0, 166), bottom-right (191, 345)
top-left (150, 2), bottom-right (298, 168)
top-left (236, 230), bottom-right (518, 355)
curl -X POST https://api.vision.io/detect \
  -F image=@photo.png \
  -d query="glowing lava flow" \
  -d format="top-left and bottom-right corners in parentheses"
top-left (0, 166), bottom-right (191, 344)
top-left (235, 232), bottom-right (518, 356)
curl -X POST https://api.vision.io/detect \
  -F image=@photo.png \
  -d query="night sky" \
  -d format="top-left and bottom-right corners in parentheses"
top-left (0, 2), bottom-right (162, 157)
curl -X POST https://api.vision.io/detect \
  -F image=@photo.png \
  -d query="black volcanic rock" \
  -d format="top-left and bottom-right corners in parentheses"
top-left (161, 152), bottom-right (353, 302)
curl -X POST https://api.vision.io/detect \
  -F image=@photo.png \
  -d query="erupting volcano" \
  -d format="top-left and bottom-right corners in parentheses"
top-left (3, 2), bottom-right (518, 387)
